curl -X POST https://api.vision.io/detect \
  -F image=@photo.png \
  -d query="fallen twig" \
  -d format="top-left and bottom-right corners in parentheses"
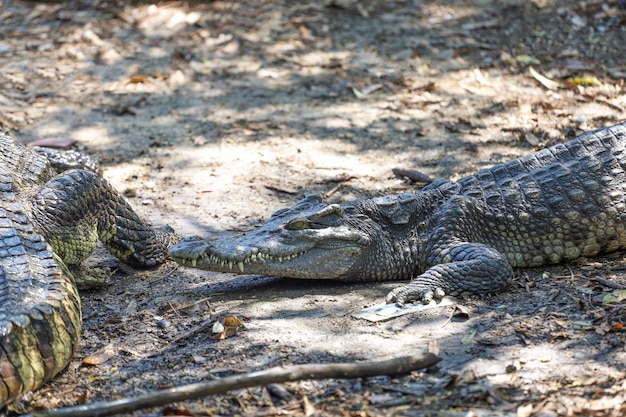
top-left (391, 168), bottom-right (433, 184)
top-left (28, 353), bottom-right (440, 417)
top-left (593, 276), bottom-right (625, 290)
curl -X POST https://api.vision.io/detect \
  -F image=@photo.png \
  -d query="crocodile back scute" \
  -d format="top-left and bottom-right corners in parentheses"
top-left (455, 122), bottom-right (626, 267)
top-left (0, 133), bottom-right (54, 189)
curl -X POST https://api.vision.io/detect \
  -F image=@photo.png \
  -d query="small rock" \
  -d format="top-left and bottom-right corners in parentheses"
top-left (212, 321), bottom-right (225, 334)
top-left (82, 28), bottom-right (104, 46)
top-left (38, 43), bottom-right (54, 52)
top-left (97, 47), bottom-right (123, 65)
top-left (192, 353), bottom-right (207, 364)
top-left (156, 318), bottom-right (170, 329)
top-left (168, 69), bottom-right (186, 91)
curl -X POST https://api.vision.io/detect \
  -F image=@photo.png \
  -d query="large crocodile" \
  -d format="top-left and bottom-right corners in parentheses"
top-left (0, 132), bottom-right (174, 406)
top-left (170, 122), bottom-right (626, 305)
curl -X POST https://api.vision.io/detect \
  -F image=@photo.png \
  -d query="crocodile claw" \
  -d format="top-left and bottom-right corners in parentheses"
top-left (386, 284), bottom-right (445, 306)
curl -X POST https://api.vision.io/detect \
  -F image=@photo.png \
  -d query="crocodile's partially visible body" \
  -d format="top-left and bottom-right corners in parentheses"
top-left (170, 122), bottom-right (626, 304)
top-left (0, 132), bottom-right (174, 406)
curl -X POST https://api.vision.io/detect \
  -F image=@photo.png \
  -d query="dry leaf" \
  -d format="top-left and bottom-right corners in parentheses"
top-left (224, 315), bottom-right (244, 327)
top-left (298, 25), bottom-right (315, 44)
top-left (415, 81), bottom-right (436, 91)
top-left (163, 405), bottom-right (194, 416)
top-left (553, 319), bottom-right (568, 328)
top-left (529, 66), bottom-right (562, 90)
top-left (602, 289), bottom-right (626, 304)
top-left (360, 84), bottom-right (383, 95)
top-left (566, 75), bottom-right (602, 87)
top-left (129, 74), bottom-right (148, 84)
top-left (220, 39), bottom-right (240, 55)
top-left (452, 305), bottom-right (471, 320)
top-left (302, 395), bottom-right (315, 417)
top-left (350, 86), bottom-right (364, 99)
top-left (210, 326), bottom-right (239, 340)
top-left (27, 137), bottom-right (77, 148)
top-left (211, 316), bottom-right (244, 340)
top-left (461, 329), bottom-right (477, 344)
top-left (319, 173), bottom-right (357, 184)
top-left (522, 130), bottom-right (541, 146)
top-left (83, 344), bottom-right (116, 366)
top-left (516, 55), bottom-right (541, 65)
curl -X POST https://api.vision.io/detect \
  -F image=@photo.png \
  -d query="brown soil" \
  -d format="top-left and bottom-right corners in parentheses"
top-left (1, 0), bottom-right (626, 416)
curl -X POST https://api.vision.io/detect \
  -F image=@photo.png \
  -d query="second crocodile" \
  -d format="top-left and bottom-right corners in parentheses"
top-left (0, 132), bottom-right (175, 406)
top-left (170, 122), bottom-right (626, 305)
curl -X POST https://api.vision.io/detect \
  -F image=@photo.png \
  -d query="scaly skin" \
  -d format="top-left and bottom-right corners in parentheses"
top-left (170, 122), bottom-right (626, 305)
top-left (0, 132), bottom-right (175, 406)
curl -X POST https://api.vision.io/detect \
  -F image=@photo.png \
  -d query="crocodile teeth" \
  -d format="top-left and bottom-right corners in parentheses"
top-left (195, 250), bottom-right (308, 269)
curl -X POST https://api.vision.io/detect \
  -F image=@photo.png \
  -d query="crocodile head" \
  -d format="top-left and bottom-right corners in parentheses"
top-left (169, 194), bottom-right (382, 280)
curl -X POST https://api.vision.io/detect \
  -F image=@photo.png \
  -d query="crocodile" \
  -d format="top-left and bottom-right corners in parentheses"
top-left (170, 121), bottom-right (626, 305)
top-left (0, 132), bottom-right (174, 406)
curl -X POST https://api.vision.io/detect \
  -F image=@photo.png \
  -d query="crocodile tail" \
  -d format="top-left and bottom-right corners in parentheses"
top-left (0, 264), bottom-right (81, 406)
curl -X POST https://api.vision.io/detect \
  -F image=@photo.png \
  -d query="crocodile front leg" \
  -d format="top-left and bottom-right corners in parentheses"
top-left (386, 242), bottom-right (514, 305)
top-left (30, 169), bottom-right (175, 269)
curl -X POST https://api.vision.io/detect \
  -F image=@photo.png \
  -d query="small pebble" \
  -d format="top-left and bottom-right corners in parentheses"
top-left (212, 321), bottom-right (225, 334)
top-left (156, 318), bottom-right (170, 329)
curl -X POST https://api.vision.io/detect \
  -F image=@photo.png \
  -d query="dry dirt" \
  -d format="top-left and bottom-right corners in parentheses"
top-left (1, 0), bottom-right (626, 416)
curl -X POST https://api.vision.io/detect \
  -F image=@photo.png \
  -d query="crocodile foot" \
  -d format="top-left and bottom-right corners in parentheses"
top-left (386, 283), bottom-right (446, 306)
top-left (70, 265), bottom-right (113, 290)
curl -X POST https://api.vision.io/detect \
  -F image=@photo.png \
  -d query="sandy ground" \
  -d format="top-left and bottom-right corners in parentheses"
top-left (1, 0), bottom-right (626, 416)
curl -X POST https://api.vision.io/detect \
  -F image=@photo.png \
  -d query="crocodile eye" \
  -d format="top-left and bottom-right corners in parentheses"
top-left (286, 219), bottom-right (309, 230)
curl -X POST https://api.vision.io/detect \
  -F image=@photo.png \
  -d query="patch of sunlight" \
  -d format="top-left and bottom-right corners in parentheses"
top-left (189, 55), bottom-right (262, 76)
top-left (264, 40), bottom-right (299, 56)
top-left (468, 341), bottom-right (619, 383)
top-left (422, 2), bottom-right (479, 25)
top-left (72, 124), bottom-right (115, 146)
top-left (26, 121), bottom-right (110, 145)
top-left (286, 51), bottom-right (351, 68)
top-left (144, 45), bottom-right (171, 59)
top-left (133, 4), bottom-right (203, 38)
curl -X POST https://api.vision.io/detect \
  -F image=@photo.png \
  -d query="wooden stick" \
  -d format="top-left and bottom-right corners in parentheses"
top-left (29, 353), bottom-right (440, 417)
top-left (391, 168), bottom-right (433, 184)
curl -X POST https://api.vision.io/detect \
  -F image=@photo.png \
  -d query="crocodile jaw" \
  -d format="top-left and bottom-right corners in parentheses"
top-left (169, 228), bottom-right (370, 280)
